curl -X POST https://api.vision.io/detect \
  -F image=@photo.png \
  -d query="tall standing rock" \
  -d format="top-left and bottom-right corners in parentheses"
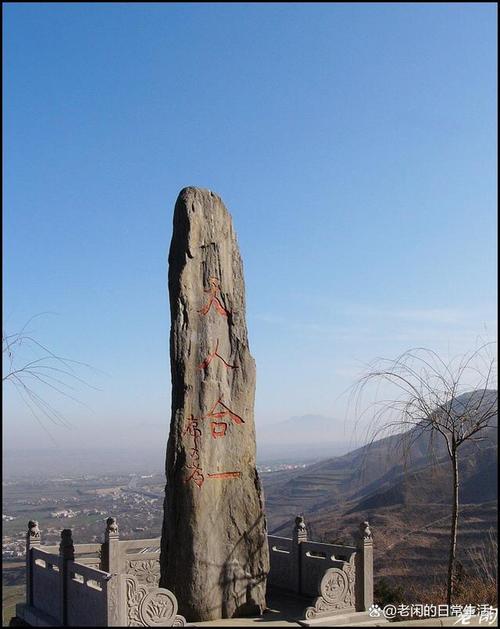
top-left (160, 187), bottom-right (269, 621)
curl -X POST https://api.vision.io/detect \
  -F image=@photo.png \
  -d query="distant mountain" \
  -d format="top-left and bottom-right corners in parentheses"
top-left (262, 389), bottom-right (498, 588)
top-left (256, 414), bottom-right (351, 462)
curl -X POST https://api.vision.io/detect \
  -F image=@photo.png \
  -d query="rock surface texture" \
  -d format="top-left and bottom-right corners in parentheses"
top-left (160, 187), bottom-right (269, 621)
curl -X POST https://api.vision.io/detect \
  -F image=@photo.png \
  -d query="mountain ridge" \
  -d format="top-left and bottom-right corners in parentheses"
top-left (262, 389), bottom-right (498, 587)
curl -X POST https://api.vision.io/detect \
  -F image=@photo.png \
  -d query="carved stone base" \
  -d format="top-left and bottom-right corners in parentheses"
top-left (125, 575), bottom-right (186, 626)
top-left (304, 557), bottom-right (356, 621)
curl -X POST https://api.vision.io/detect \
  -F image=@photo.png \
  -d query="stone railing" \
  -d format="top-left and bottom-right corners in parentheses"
top-left (16, 516), bottom-right (374, 625)
top-left (16, 519), bottom-right (185, 627)
top-left (268, 517), bottom-right (374, 621)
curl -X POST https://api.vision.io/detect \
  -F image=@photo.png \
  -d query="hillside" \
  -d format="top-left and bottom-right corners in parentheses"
top-left (261, 389), bottom-right (498, 588)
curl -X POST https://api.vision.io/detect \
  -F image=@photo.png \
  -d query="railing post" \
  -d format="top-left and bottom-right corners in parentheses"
top-left (25, 520), bottom-right (41, 608)
top-left (103, 517), bottom-right (121, 573)
top-left (59, 528), bottom-right (75, 626)
top-left (103, 517), bottom-right (122, 626)
top-left (355, 521), bottom-right (373, 611)
top-left (292, 515), bottom-right (308, 594)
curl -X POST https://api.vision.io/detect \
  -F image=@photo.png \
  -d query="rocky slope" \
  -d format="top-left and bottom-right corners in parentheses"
top-left (261, 390), bottom-right (498, 588)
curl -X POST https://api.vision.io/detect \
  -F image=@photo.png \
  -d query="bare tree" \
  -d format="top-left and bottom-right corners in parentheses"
top-left (352, 344), bottom-right (497, 605)
top-left (3, 314), bottom-right (98, 441)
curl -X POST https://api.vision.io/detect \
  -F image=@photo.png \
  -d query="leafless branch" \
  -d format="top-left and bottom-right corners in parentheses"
top-left (3, 315), bottom-right (103, 439)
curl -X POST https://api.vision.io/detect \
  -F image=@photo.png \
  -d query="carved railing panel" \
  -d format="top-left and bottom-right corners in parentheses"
top-left (125, 558), bottom-right (161, 586)
top-left (66, 561), bottom-right (110, 626)
top-left (304, 555), bottom-right (356, 620)
top-left (30, 548), bottom-right (61, 621)
top-left (125, 574), bottom-right (185, 627)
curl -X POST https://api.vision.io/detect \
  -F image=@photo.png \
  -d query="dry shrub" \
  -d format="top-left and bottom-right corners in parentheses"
top-left (404, 573), bottom-right (497, 608)
top-left (402, 529), bottom-right (498, 609)
top-left (404, 579), bottom-right (447, 606)
top-left (467, 529), bottom-right (498, 588)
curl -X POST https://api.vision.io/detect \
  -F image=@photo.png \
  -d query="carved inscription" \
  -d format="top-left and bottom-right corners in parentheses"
top-left (182, 403), bottom-right (244, 487)
top-left (207, 471), bottom-right (241, 479)
top-left (182, 403), bottom-right (244, 484)
top-left (183, 280), bottom-right (245, 488)
top-left (206, 399), bottom-right (244, 425)
top-left (198, 339), bottom-right (237, 371)
top-left (182, 415), bottom-right (204, 488)
top-left (198, 277), bottom-right (229, 317)
top-left (210, 422), bottom-right (227, 438)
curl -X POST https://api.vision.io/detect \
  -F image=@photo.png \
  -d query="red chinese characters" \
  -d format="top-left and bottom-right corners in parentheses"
top-left (182, 400), bottom-right (245, 486)
top-left (210, 422), bottom-right (227, 438)
top-left (182, 279), bottom-right (243, 487)
top-left (207, 471), bottom-right (241, 479)
top-left (182, 415), bottom-right (204, 488)
top-left (198, 277), bottom-right (230, 317)
top-left (198, 339), bottom-right (237, 371)
top-left (206, 399), bottom-right (244, 425)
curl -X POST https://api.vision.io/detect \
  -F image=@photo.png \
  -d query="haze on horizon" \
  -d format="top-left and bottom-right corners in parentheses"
top-left (3, 4), bottom-right (497, 458)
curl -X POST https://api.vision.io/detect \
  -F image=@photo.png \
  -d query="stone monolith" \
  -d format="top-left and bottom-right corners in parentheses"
top-left (160, 187), bottom-right (269, 621)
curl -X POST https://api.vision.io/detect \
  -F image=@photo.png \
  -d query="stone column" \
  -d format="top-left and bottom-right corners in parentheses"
top-left (161, 187), bottom-right (269, 621)
top-left (355, 521), bottom-right (373, 611)
top-left (102, 517), bottom-right (121, 573)
top-left (102, 517), bottom-right (123, 626)
top-left (292, 515), bottom-right (308, 594)
top-left (59, 528), bottom-right (75, 626)
top-left (25, 521), bottom-right (41, 607)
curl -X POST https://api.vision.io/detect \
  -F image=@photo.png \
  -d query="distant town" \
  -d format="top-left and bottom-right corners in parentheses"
top-left (2, 461), bottom-right (308, 563)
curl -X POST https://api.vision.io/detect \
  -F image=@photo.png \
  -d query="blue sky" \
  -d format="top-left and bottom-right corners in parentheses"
top-left (3, 3), bottom-right (497, 452)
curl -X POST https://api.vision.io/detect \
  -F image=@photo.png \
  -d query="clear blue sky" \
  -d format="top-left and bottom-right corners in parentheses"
top-left (3, 3), bottom-right (497, 452)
